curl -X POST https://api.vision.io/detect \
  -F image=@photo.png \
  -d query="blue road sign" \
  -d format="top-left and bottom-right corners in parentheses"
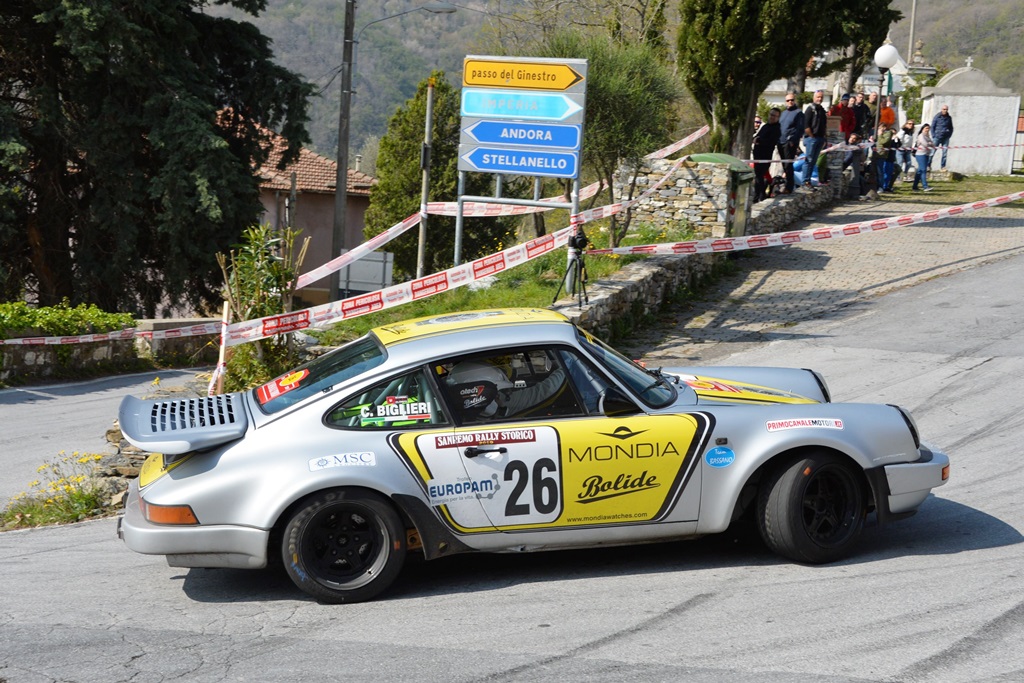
top-left (461, 89), bottom-right (584, 123)
top-left (459, 145), bottom-right (580, 179)
top-left (463, 120), bottom-right (581, 151)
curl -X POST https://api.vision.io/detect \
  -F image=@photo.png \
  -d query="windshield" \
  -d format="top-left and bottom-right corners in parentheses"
top-left (576, 328), bottom-right (676, 408)
top-left (255, 335), bottom-right (385, 414)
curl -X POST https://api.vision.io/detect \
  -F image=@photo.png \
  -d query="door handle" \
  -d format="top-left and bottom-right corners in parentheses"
top-left (464, 446), bottom-right (508, 458)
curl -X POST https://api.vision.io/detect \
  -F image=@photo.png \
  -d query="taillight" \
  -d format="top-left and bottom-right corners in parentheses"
top-left (140, 499), bottom-right (199, 525)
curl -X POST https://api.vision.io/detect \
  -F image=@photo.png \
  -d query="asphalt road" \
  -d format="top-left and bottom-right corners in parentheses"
top-left (1, 248), bottom-right (1022, 681)
top-left (0, 370), bottom-right (204, 504)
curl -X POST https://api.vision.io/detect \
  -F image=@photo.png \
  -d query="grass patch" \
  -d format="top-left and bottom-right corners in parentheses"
top-left (894, 173), bottom-right (1024, 209)
top-left (1, 452), bottom-right (116, 530)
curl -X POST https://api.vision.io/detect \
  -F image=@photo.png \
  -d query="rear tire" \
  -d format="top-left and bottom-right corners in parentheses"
top-left (757, 452), bottom-right (866, 564)
top-left (282, 489), bottom-right (406, 603)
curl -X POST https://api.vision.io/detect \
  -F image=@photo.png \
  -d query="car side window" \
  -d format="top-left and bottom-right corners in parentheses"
top-left (437, 348), bottom-right (583, 425)
top-left (557, 348), bottom-right (611, 415)
top-left (325, 368), bottom-right (448, 429)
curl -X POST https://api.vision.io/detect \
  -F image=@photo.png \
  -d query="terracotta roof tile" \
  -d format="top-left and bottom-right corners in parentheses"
top-left (258, 134), bottom-right (376, 197)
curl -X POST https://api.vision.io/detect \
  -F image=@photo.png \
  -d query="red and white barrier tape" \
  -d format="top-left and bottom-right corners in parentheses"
top-left (223, 225), bottom-right (578, 346)
top-left (0, 322), bottom-right (222, 347)
top-left (587, 190), bottom-right (1024, 257)
top-left (293, 212), bottom-right (422, 290)
top-left (646, 125), bottom-right (711, 160)
top-left (742, 140), bottom-right (1023, 165)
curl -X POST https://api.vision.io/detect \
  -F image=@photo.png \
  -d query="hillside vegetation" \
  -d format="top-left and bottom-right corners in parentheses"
top-left (888, 0), bottom-right (1023, 94)
top-left (223, 0), bottom-right (1022, 165)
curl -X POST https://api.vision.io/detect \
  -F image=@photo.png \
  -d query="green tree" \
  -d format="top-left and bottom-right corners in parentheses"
top-left (217, 224), bottom-right (309, 392)
top-left (677, 0), bottom-right (900, 157)
top-left (532, 31), bottom-right (680, 246)
top-left (364, 72), bottom-right (519, 279)
top-left (0, 0), bottom-right (312, 315)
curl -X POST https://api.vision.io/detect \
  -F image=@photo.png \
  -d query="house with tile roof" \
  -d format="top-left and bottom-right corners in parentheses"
top-left (258, 134), bottom-right (376, 306)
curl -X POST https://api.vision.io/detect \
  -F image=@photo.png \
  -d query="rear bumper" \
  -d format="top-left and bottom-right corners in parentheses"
top-left (119, 480), bottom-right (269, 569)
top-left (865, 443), bottom-right (949, 523)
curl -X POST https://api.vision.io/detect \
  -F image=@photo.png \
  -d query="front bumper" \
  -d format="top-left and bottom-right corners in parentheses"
top-left (864, 442), bottom-right (949, 523)
top-left (884, 442), bottom-right (950, 513)
top-left (119, 480), bottom-right (269, 569)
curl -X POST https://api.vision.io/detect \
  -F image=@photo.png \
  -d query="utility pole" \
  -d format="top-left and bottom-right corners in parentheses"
top-left (330, 0), bottom-right (356, 303)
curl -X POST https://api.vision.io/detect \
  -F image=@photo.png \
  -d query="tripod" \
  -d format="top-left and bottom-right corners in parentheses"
top-left (552, 229), bottom-right (589, 307)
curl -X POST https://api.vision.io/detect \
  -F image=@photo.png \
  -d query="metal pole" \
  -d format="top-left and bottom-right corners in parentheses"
top-left (416, 78), bottom-right (435, 278)
top-left (454, 171), bottom-right (466, 265)
top-left (907, 0), bottom-right (917, 62)
top-left (330, 0), bottom-right (356, 303)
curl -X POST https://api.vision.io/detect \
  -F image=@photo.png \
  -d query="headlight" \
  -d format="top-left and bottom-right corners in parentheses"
top-left (890, 404), bottom-right (921, 449)
top-left (804, 368), bottom-right (831, 403)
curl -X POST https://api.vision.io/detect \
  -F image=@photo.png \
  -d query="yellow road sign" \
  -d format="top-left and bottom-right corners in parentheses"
top-left (463, 59), bottom-right (585, 91)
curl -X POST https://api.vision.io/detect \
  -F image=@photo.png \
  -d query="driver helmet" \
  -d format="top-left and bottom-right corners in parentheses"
top-left (446, 360), bottom-right (513, 417)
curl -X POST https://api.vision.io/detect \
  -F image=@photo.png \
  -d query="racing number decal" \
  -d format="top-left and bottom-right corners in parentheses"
top-left (503, 457), bottom-right (559, 517)
top-left (393, 427), bottom-right (562, 532)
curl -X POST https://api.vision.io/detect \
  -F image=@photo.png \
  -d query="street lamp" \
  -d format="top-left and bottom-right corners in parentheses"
top-left (872, 43), bottom-right (900, 137)
top-left (330, 0), bottom-right (457, 301)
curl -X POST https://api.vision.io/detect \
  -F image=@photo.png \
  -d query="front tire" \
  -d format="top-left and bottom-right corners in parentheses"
top-left (282, 489), bottom-right (406, 603)
top-left (757, 452), bottom-right (866, 564)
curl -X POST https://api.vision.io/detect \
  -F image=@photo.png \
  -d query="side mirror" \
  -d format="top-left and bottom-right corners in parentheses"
top-left (599, 387), bottom-right (642, 417)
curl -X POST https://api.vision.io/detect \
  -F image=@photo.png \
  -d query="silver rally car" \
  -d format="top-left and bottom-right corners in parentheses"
top-left (118, 308), bottom-right (949, 603)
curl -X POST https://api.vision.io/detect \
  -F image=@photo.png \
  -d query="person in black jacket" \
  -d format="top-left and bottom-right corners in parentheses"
top-left (802, 90), bottom-right (828, 188)
top-left (776, 93), bottom-right (805, 194)
top-left (753, 108), bottom-right (781, 202)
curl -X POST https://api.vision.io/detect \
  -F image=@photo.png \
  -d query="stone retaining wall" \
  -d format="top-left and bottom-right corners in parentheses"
top-left (1, 318), bottom-right (219, 383)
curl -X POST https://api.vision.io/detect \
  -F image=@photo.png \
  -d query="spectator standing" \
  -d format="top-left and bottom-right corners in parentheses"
top-left (852, 92), bottom-right (871, 138)
top-left (874, 123), bottom-right (897, 193)
top-left (843, 132), bottom-right (868, 200)
top-left (879, 96), bottom-right (896, 128)
top-left (777, 93), bottom-right (804, 194)
top-left (897, 119), bottom-right (915, 181)
top-left (866, 92), bottom-right (879, 127)
top-left (802, 90), bottom-right (827, 188)
top-left (828, 94), bottom-right (857, 141)
top-left (752, 108), bottom-right (781, 202)
top-left (931, 104), bottom-right (954, 170)
top-left (913, 123), bottom-right (935, 191)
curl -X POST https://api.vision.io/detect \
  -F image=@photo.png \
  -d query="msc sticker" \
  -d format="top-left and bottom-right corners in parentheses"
top-left (766, 418), bottom-right (844, 432)
top-left (705, 446), bottom-right (735, 468)
top-left (428, 475), bottom-right (501, 505)
top-left (309, 452), bottom-right (377, 471)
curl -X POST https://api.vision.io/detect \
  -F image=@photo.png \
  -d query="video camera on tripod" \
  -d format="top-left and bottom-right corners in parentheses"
top-left (553, 227), bottom-right (589, 307)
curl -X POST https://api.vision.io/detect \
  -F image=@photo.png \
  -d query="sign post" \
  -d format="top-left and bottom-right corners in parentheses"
top-left (455, 55), bottom-right (588, 265)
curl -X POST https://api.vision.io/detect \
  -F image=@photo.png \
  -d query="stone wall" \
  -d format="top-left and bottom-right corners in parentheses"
top-left (614, 159), bottom-right (744, 239)
top-left (1, 338), bottom-right (138, 384)
top-left (1, 318), bottom-right (219, 383)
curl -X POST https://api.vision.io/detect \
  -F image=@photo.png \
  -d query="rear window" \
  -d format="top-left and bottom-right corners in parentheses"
top-left (255, 335), bottom-right (385, 415)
